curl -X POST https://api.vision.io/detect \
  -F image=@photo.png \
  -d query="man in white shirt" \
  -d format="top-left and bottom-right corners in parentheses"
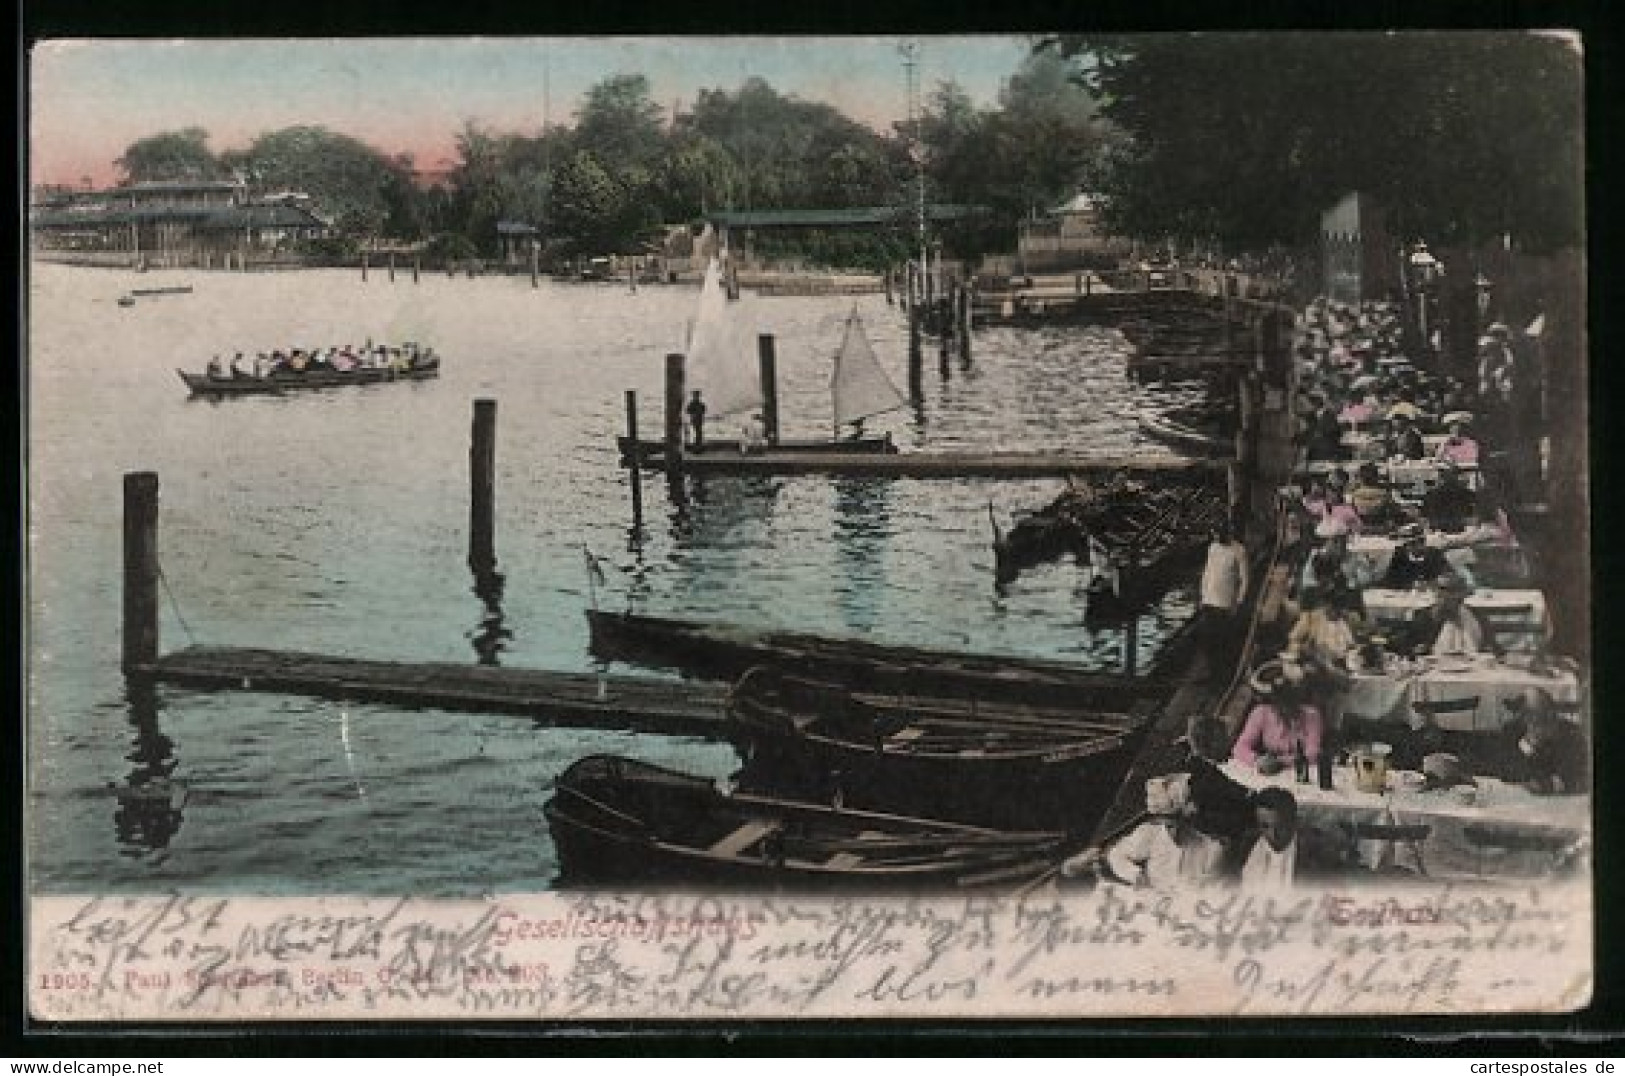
top-left (1240, 787), bottom-right (1350, 889)
top-left (1060, 773), bottom-right (1225, 890)
top-left (1196, 519), bottom-right (1250, 681)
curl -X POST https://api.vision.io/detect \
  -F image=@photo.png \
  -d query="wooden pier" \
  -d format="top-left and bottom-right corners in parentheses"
top-left (672, 450), bottom-right (1226, 480)
top-left (139, 645), bottom-right (734, 739)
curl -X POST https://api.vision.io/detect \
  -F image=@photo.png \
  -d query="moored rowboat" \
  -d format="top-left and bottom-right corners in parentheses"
top-left (544, 754), bottom-right (1066, 888)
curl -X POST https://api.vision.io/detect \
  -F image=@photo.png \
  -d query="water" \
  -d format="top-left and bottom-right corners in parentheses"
top-left (27, 262), bottom-right (1212, 896)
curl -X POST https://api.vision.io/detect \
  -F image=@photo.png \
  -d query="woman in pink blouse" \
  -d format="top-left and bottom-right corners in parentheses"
top-left (1231, 657), bottom-right (1326, 774)
top-left (1435, 422), bottom-right (1480, 466)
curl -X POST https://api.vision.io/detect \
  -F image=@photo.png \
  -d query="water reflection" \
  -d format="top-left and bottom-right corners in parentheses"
top-left (831, 479), bottom-right (892, 634)
top-left (468, 563), bottom-right (513, 665)
top-left (114, 679), bottom-right (184, 858)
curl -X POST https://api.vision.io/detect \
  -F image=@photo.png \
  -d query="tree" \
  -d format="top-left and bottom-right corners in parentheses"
top-left (571, 74), bottom-right (667, 173)
top-left (230, 125), bottom-right (419, 240)
top-left (1054, 32), bottom-right (1583, 253)
top-left (115, 128), bottom-right (224, 183)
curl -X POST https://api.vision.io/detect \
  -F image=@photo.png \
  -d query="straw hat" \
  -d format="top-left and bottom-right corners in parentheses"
top-left (1395, 522), bottom-right (1426, 541)
top-left (1250, 655), bottom-right (1309, 697)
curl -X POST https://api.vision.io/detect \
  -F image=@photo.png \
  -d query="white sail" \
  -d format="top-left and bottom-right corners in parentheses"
top-left (684, 259), bottom-right (761, 420)
top-left (831, 308), bottom-right (909, 431)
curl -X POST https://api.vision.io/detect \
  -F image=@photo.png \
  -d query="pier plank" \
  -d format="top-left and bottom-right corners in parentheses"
top-left (676, 451), bottom-right (1223, 479)
top-left (140, 645), bottom-right (733, 738)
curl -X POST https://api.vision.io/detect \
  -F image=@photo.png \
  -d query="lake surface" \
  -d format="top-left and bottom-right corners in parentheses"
top-left (27, 262), bottom-right (1212, 895)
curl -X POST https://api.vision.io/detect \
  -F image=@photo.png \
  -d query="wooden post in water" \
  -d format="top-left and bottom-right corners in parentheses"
top-left (884, 266), bottom-right (894, 306)
top-left (413, 257), bottom-right (421, 284)
top-left (1124, 615), bottom-right (1140, 678)
top-left (388, 253), bottom-right (396, 283)
top-left (624, 390), bottom-right (645, 530)
top-left (122, 471), bottom-right (161, 676)
top-left (757, 334), bottom-right (780, 446)
top-left (361, 253), bottom-right (369, 282)
top-left (530, 243), bottom-right (539, 288)
top-left (958, 280), bottom-right (973, 366)
top-left (664, 353), bottom-right (687, 478)
top-left (469, 400), bottom-right (497, 572)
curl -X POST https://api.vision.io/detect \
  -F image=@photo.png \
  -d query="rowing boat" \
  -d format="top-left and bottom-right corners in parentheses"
top-left (727, 667), bottom-right (1152, 829)
top-left (544, 754), bottom-right (1066, 888)
top-left (177, 358), bottom-right (440, 397)
top-left (585, 609), bottom-right (1161, 708)
top-left (616, 434), bottom-right (897, 467)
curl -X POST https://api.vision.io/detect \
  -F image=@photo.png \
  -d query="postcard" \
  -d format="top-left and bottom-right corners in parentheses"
top-left (26, 33), bottom-right (1590, 1022)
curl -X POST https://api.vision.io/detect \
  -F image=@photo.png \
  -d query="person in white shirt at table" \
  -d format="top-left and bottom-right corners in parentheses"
top-left (1196, 519), bottom-right (1250, 682)
top-left (1426, 573), bottom-right (1487, 657)
top-left (1060, 773), bottom-right (1225, 890)
top-left (1239, 787), bottom-right (1350, 890)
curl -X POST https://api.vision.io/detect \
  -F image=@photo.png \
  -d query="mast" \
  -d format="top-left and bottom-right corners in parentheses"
top-left (900, 41), bottom-right (926, 297)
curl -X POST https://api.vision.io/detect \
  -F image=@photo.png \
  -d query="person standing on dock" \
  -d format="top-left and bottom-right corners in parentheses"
top-left (1196, 519), bottom-right (1250, 681)
top-left (685, 390), bottom-right (708, 453)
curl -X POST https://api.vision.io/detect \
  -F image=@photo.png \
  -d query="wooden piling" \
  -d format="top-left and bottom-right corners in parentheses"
top-left (469, 399), bottom-right (497, 571)
top-left (958, 282), bottom-right (973, 365)
top-left (413, 257), bottom-right (421, 284)
top-left (625, 390), bottom-right (645, 530)
top-left (757, 334), bottom-right (780, 445)
top-left (664, 353), bottom-right (687, 478)
top-left (530, 244), bottom-right (539, 288)
top-left (388, 253), bottom-right (396, 282)
top-left (122, 471), bottom-right (161, 675)
top-left (361, 253), bottom-right (369, 282)
top-left (908, 306), bottom-right (924, 390)
top-left (884, 266), bottom-right (895, 306)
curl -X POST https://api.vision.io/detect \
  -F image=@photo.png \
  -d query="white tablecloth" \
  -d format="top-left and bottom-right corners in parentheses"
top-left (1221, 760), bottom-right (1588, 880)
top-left (1302, 459), bottom-right (1483, 493)
top-left (1344, 530), bottom-right (1487, 581)
top-left (1342, 654), bottom-right (1580, 730)
top-left (1361, 587), bottom-right (1549, 642)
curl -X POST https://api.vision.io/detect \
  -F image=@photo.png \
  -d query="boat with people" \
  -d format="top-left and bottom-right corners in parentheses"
top-left (584, 609), bottom-right (1166, 708)
top-left (726, 666), bottom-right (1152, 829)
top-left (544, 754), bottom-right (1067, 888)
top-left (177, 343), bottom-right (440, 398)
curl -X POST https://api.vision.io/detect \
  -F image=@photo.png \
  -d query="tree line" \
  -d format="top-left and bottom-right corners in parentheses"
top-left (107, 52), bottom-right (1103, 270)
top-left (102, 36), bottom-right (1583, 272)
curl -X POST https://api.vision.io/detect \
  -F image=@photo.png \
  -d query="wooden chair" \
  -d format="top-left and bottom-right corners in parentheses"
top-left (1461, 823), bottom-right (1586, 878)
top-left (1348, 821), bottom-right (1433, 876)
top-left (1473, 604), bottom-right (1541, 653)
top-left (1409, 695), bottom-right (1482, 727)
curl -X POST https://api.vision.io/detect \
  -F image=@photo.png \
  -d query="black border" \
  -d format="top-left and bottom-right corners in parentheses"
top-left (12, 0), bottom-right (1625, 1056)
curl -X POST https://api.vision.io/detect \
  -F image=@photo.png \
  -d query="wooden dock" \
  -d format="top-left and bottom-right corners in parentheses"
top-left (676, 450), bottom-right (1226, 479)
top-left (139, 645), bottom-right (733, 739)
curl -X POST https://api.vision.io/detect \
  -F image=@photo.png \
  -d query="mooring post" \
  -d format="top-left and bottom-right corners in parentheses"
top-left (530, 244), bottom-right (539, 288)
top-left (388, 253), bottom-right (396, 283)
top-left (122, 471), bottom-right (161, 676)
top-left (758, 333), bottom-right (780, 446)
top-left (664, 352), bottom-right (687, 479)
top-left (884, 266), bottom-right (894, 306)
top-left (958, 280), bottom-right (973, 366)
top-left (938, 308), bottom-right (952, 379)
top-left (413, 257), bottom-right (421, 284)
top-left (625, 389), bottom-right (645, 530)
top-left (469, 399), bottom-right (497, 571)
top-left (361, 253), bottom-right (369, 283)
top-left (1124, 615), bottom-right (1140, 678)
top-left (908, 306), bottom-right (924, 390)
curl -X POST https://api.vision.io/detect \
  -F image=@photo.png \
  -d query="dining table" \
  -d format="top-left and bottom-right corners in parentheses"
top-left (1221, 759), bottom-right (1589, 881)
top-left (1340, 651), bottom-right (1581, 731)
top-left (1360, 586), bottom-right (1550, 648)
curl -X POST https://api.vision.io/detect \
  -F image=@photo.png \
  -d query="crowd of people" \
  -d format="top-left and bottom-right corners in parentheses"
top-left (1061, 294), bottom-right (1585, 892)
top-left (204, 341), bottom-right (438, 380)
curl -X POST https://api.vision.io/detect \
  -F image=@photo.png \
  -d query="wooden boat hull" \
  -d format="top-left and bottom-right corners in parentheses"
top-left (544, 754), bottom-right (1065, 889)
top-left (178, 362), bottom-right (439, 397)
top-left (617, 435), bottom-right (897, 466)
top-left (727, 668), bottom-right (1152, 830)
top-left (584, 610), bottom-right (1157, 708)
top-left (1136, 413), bottom-right (1231, 456)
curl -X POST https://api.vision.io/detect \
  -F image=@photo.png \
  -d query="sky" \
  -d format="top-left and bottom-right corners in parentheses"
top-left (29, 36), bottom-right (1037, 187)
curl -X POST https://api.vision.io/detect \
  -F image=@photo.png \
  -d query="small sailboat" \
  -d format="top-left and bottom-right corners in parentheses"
top-left (830, 306), bottom-right (909, 440)
top-left (618, 269), bottom-right (901, 464)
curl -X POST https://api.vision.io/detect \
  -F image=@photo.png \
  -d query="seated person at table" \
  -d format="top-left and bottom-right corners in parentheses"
top-left (1386, 413), bottom-right (1426, 460)
top-left (1435, 421), bottom-right (1480, 466)
top-left (1380, 523), bottom-right (1452, 589)
top-left (1421, 461), bottom-right (1479, 534)
top-left (1313, 489), bottom-right (1364, 539)
top-left (1239, 788), bottom-right (1352, 890)
top-left (1299, 476), bottom-right (1329, 520)
top-left (1500, 688), bottom-right (1589, 796)
top-left (1426, 574), bottom-right (1487, 657)
top-left (1386, 391), bottom-right (1422, 424)
top-left (1301, 541), bottom-right (1372, 607)
top-left (1349, 465), bottom-right (1403, 529)
top-left (1182, 717), bottom-right (1257, 854)
top-left (1232, 656), bottom-right (1326, 775)
top-left (1288, 586), bottom-right (1360, 675)
top-left (1305, 399), bottom-right (1345, 460)
top-left (1060, 774), bottom-right (1226, 889)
